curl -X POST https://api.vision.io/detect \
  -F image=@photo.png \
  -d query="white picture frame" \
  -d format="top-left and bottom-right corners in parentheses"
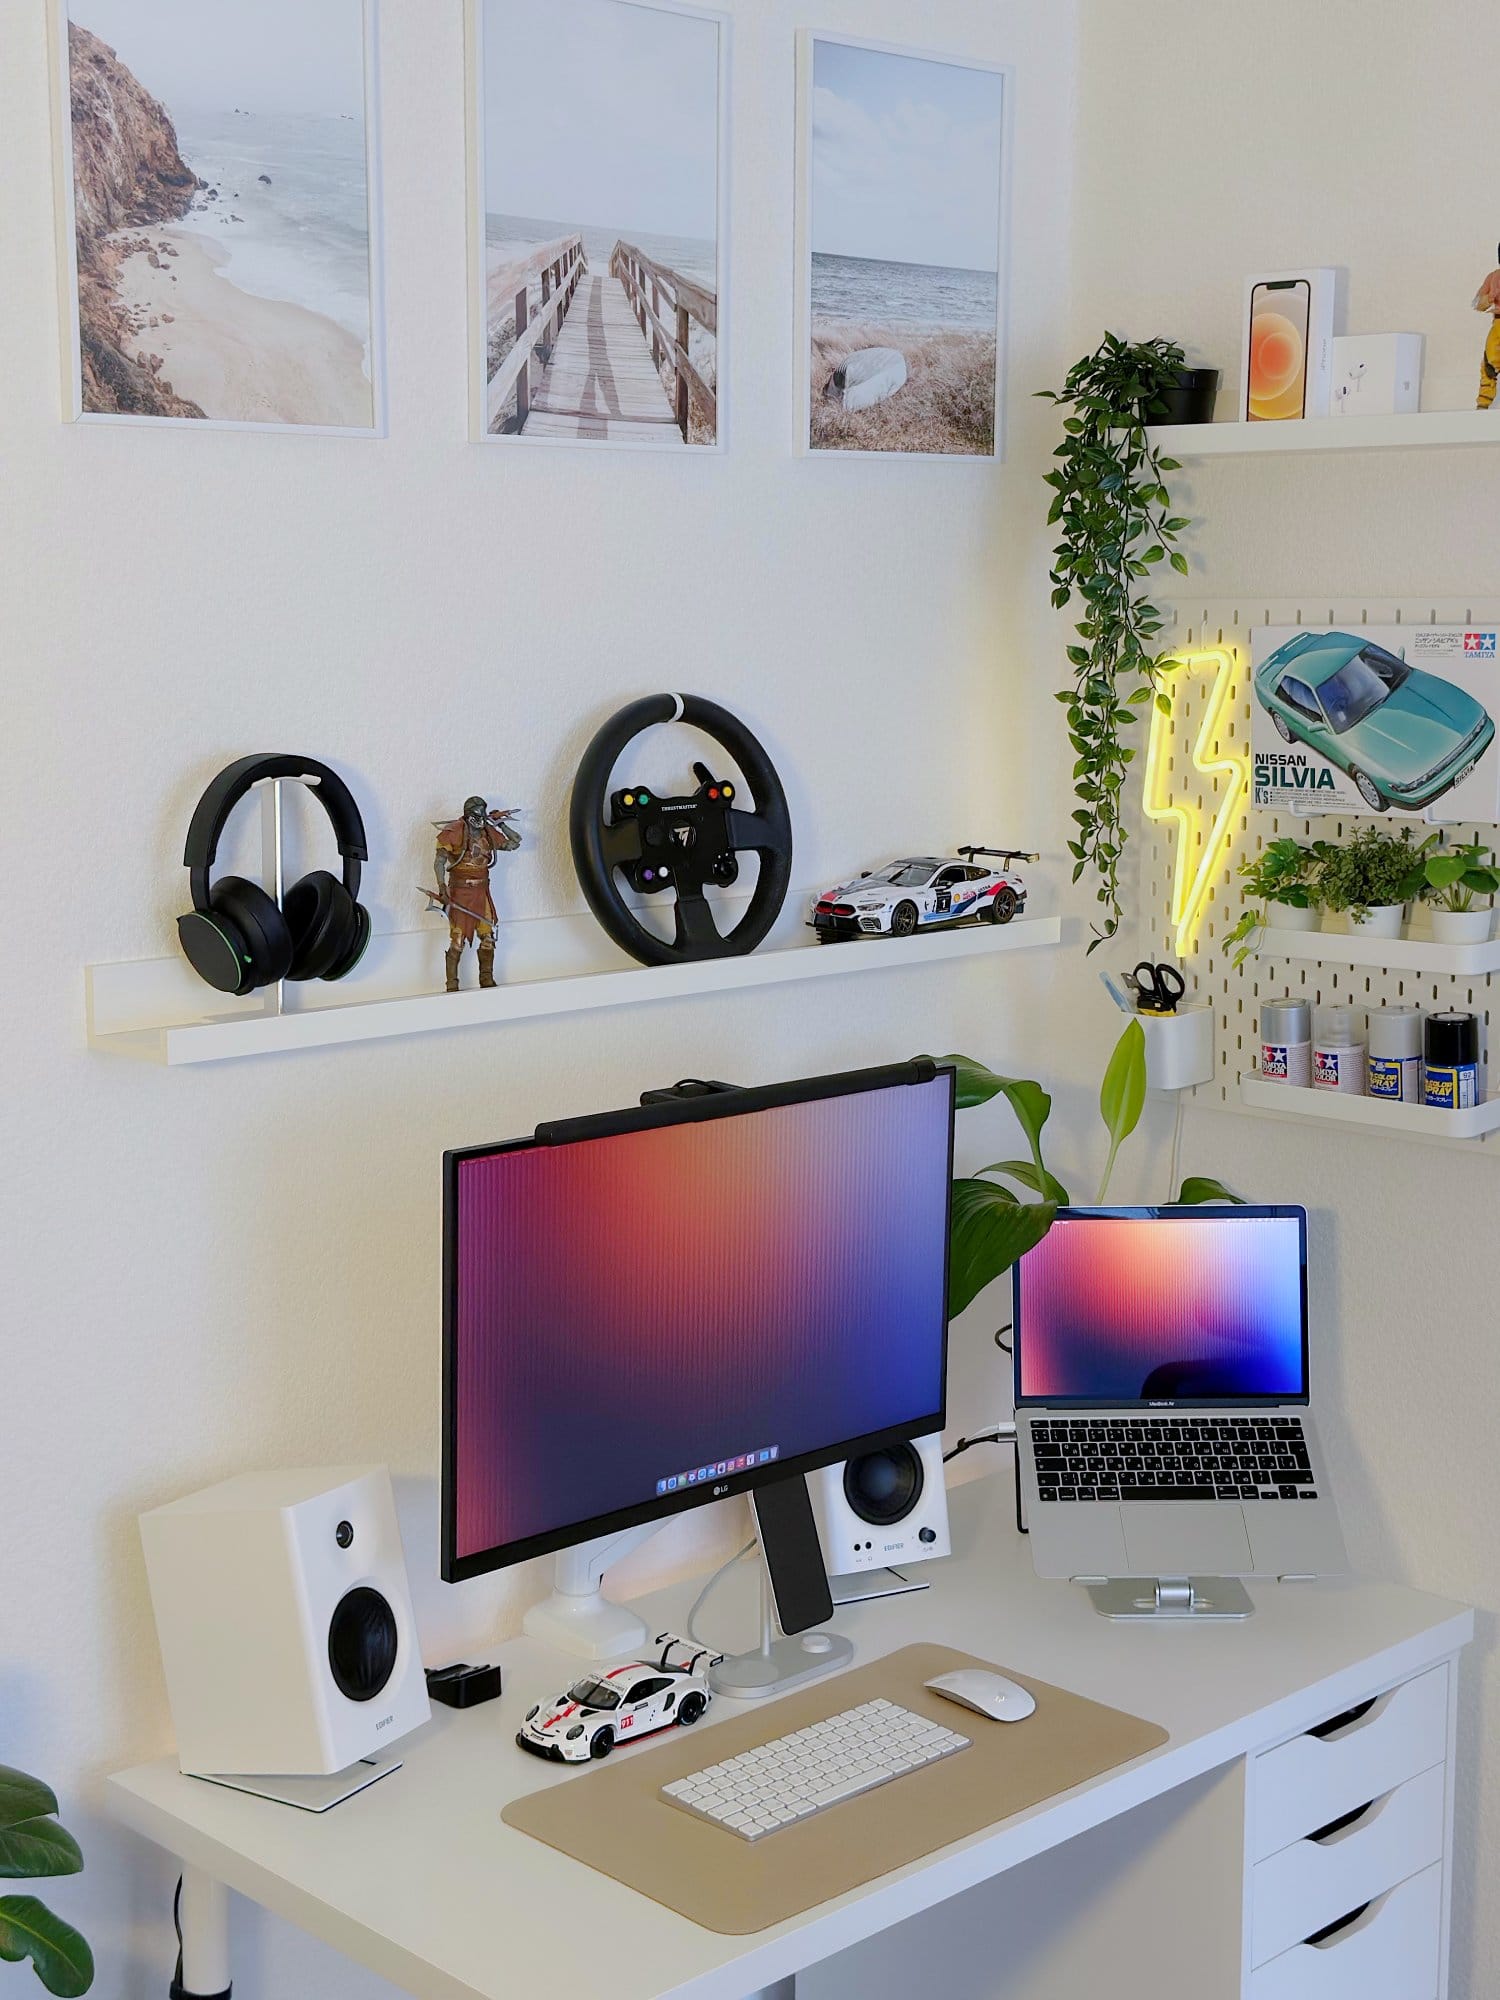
top-left (794, 30), bottom-right (1010, 462)
top-left (468, 0), bottom-right (730, 452)
top-left (51, 0), bottom-right (387, 437)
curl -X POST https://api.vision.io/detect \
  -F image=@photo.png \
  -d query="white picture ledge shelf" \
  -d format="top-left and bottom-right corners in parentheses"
top-left (1147, 410), bottom-right (1498, 458)
top-left (1239, 1072), bottom-right (1500, 1144)
top-left (1257, 924), bottom-right (1500, 976)
top-left (85, 910), bottom-right (1063, 1067)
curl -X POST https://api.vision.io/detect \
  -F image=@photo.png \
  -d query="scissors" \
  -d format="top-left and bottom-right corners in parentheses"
top-left (1130, 960), bottom-right (1186, 1016)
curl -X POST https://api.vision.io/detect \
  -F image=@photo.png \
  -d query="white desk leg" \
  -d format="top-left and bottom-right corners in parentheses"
top-left (175, 1866), bottom-right (232, 1999)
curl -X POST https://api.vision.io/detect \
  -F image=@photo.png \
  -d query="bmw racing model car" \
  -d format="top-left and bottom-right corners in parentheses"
top-left (1255, 631), bottom-right (1495, 813)
top-left (809, 847), bottom-right (1036, 942)
top-left (516, 1635), bottom-right (718, 1763)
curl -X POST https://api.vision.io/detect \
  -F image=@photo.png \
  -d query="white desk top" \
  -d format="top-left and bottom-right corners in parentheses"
top-left (107, 1474), bottom-right (1473, 2000)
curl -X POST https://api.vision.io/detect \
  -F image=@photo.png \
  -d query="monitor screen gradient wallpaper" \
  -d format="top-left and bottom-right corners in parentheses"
top-left (450, 1078), bottom-right (951, 1562)
top-left (1016, 1212), bottom-right (1306, 1403)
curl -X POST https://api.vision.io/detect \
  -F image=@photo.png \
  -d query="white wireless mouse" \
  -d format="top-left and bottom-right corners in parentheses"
top-left (925, 1669), bottom-right (1037, 1722)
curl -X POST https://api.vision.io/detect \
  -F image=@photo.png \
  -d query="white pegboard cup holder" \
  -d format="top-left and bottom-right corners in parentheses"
top-left (1139, 1003), bottom-right (1214, 1092)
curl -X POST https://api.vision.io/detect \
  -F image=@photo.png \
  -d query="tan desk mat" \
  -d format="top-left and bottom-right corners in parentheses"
top-left (502, 1643), bottom-right (1168, 1934)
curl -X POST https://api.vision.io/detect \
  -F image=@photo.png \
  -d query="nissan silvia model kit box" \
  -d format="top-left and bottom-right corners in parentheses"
top-left (1251, 625), bottom-right (1499, 821)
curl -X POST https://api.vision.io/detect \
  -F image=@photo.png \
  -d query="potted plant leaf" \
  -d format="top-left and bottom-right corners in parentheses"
top-left (1224, 837), bottom-right (1321, 966)
top-left (1314, 828), bottom-right (1425, 939)
top-left (1038, 334), bottom-right (1196, 949)
top-left (1414, 836), bottom-right (1500, 943)
top-left (0, 1767), bottom-right (93, 1995)
top-left (938, 1021), bottom-right (1241, 1326)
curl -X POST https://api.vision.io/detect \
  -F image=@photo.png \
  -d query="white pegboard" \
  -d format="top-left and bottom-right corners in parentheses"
top-left (1143, 599), bottom-right (1500, 1141)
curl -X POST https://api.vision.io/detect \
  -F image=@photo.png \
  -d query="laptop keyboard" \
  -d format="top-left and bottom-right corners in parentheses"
top-left (1030, 1416), bottom-right (1318, 1503)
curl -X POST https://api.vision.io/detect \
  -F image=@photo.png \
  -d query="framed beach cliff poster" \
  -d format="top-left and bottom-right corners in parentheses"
top-left (470, 0), bottom-right (728, 449)
top-left (796, 33), bottom-right (1008, 460)
top-left (54, 0), bottom-right (385, 434)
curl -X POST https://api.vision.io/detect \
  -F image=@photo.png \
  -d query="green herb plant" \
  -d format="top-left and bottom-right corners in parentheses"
top-left (0, 1768), bottom-right (93, 1996)
top-left (1413, 836), bottom-right (1500, 913)
top-left (1224, 837), bottom-right (1321, 967)
top-left (1313, 828), bottom-right (1425, 927)
top-left (936, 1021), bottom-right (1241, 1323)
top-left (1038, 334), bottom-right (1195, 949)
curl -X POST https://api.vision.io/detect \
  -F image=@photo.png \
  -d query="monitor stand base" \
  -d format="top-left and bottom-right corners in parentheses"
top-left (1083, 1575), bottom-right (1254, 1621)
top-left (522, 1524), bottom-right (664, 1660)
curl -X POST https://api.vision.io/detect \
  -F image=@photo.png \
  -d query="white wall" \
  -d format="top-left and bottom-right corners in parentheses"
top-left (0, 2), bottom-right (1086, 1993)
top-left (1073, 3), bottom-right (1500, 1990)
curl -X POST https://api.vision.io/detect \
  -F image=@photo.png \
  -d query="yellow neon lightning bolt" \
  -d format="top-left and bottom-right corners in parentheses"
top-left (1142, 648), bottom-right (1250, 957)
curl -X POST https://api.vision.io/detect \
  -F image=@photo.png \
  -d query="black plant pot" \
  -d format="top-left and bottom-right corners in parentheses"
top-left (1144, 367), bottom-right (1220, 426)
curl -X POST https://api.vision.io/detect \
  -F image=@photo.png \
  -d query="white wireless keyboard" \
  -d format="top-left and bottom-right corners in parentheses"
top-left (660, 1698), bottom-right (970, 1841)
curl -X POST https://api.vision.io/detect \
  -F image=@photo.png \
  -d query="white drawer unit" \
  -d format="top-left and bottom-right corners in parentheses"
top-left (1251, 1762), bottom-right (1446, 1967)
top-left (1248, 1861), bottom-right (1444, 2000)
top-left (1251, 1663), bottom-right (1449, 1861)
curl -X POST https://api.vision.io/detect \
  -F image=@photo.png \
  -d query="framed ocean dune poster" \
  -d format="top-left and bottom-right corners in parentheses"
top-left (796, 32), bottom-right (1008, 460)
top-left (54, 0), bottom-right (385, 434)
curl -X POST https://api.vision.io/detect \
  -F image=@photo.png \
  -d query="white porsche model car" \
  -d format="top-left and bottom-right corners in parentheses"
top-left (809, 847), bottom-right (1036, 942)
top-left (516, 1635), bottom-right (718, 1763)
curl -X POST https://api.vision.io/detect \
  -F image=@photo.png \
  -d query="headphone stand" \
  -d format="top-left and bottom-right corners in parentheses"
top-left (252, 773), bottom-right (322, 1019)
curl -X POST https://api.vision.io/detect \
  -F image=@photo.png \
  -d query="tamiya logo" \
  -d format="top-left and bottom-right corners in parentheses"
top-left (1463, 631), bottom-right (1496, 657)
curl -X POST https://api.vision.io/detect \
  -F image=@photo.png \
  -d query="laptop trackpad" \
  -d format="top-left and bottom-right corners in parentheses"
top-left (1121, 1503), bottom-right (1253, 1575)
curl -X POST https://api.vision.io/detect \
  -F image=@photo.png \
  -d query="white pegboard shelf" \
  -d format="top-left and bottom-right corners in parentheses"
top-left (1258, 925), bottom-right (1500, 976)
top-left (85, 908), bottom-right (1063, 1067)
top-left (1148, 411), bottom-right (1499, 458)
top-left (1239, 1073), bottom-right (1500, 1143)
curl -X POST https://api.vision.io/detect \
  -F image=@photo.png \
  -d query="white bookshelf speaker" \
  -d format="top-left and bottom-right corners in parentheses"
top-left (140, 1466), bottom-right (430, 1780)
top-left (808, 1434), bottom-right (950, 1581)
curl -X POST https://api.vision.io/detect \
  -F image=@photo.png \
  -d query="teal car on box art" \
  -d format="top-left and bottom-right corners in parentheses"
top-left (1255, 631), bottom-right (1495, 812)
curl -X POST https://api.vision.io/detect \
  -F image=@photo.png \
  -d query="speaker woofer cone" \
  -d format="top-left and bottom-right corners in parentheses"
top-left (842, 1443), bottom-right (924, 1527)
top-left (328, 1586), bottom-right (398, 1703)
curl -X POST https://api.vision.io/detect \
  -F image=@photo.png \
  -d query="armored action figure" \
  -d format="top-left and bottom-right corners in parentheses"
top-left (1474, 249), bottom-right (1500, 410)
top-left (424, 796), bottom-right (521, 992)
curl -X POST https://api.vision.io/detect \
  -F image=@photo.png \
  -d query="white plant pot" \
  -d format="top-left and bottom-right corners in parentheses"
top-left (1273, 903), bottom-right (1321, 933)
top-left (1430, 907), bottom-right (1494, 944)
top-left (1349, 904), bottom-right (1405, 939)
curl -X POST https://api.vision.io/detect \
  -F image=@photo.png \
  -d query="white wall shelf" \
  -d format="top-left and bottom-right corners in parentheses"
top-left (85, 910), bottom-right (1063, 1067)
top-left (1258, 924), bottom-right (1500, 976)
top-left (1148, 410), bottom-right (1498, 458)
top-left (1238, 1071), bottom-right (1500, 1143)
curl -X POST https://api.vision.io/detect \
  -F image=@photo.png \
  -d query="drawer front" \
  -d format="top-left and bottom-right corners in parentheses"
top-left (1249, 1861), bottom-right (1443, 2000)
top-left (1253, 1663), bottom-right (1448, 1860)
top-left (1251, 1761), bottom-right (1446, 1967)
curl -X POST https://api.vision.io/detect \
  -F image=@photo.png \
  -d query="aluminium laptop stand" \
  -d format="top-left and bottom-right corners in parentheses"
top-left (1081, 1576), bottom-right (1254, 1620)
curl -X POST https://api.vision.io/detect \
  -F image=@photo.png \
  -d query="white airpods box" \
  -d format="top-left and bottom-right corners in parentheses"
top-left (1330, 333), bottom-right (1423, 416)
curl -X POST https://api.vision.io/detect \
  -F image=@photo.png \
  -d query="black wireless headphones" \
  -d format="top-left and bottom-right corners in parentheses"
top-left (178, 755), bottom-right (371, 996)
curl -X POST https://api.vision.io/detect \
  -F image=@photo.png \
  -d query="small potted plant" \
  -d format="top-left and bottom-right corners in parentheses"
top-left (1313, 828), bottom-right (1425, 938)
top-left (1224, 837), bottom-right (1321, 965)
top-left (1414, 836), bottom-right (1500, 944)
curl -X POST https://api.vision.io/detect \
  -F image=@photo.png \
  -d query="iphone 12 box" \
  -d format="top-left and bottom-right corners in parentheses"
top-left (1243, 268), bottom-right (1339, 420)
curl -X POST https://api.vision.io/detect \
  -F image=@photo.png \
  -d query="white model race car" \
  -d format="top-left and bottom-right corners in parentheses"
top-left (809, 847), bottom-right (1036, 942)
top-left (516, 1635), bottom-right (718, 1763)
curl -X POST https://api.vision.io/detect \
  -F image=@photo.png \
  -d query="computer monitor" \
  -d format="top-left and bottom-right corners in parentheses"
top-left (441, 1061), bottom-right (953, 1591)
top-left (1011, 1205), bottom-right (1309, 1407)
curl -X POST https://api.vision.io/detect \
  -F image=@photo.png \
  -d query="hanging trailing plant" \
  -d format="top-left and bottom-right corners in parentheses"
top-left (1038, 334), bottom-right (1195, 948)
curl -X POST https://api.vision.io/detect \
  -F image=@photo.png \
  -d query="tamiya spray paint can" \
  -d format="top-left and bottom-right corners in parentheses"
top-left (1423, 1012), bottom-right (1480, 1111)
top-left (1367, 1005), bottom-right (1423, 1103)
top-left (1260, 997), bottom-right (1311, 1087)
top-left (1312, 1007), bottom-right (1365, 1094)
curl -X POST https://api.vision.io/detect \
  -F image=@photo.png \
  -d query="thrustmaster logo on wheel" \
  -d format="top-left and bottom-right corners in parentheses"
top-left (570, 694), bottom-right (793, 968)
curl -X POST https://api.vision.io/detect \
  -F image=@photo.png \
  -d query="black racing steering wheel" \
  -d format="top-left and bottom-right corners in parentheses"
top-left (570, 695), bottom-right (793, 966)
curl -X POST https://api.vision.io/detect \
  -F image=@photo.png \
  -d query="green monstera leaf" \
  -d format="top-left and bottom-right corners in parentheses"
top-left (948, 1180), bottom-right (1058, 1320)
top-left (0, 1897), bottom-right (94, 1997)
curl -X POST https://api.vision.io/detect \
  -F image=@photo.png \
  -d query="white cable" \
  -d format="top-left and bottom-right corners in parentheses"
top-left (1167, 1091), bottom-right (1186, 1200)
top-left (686, 1538), bottom-right (756, 1646)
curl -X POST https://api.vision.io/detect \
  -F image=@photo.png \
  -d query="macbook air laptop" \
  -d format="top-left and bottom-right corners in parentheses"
top-left (1013, 1206), bottom-right (1347, 1613)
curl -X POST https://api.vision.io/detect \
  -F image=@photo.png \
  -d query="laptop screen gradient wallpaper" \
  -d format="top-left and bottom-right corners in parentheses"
top-left (450, 1076), bottom-right (951, 1562)
top-left (1016, 1212), bottom-right (1306, 1403)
